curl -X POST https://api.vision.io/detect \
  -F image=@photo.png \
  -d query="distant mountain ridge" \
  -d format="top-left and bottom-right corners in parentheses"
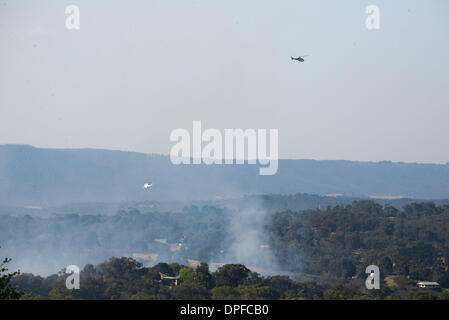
top-left (1, 144), bottom-right (449, 205)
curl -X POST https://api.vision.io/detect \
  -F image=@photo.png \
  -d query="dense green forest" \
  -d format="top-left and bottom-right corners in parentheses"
top-left (268, 201), bottom-right (449, 286)
top-left (7, 258), bottom-right (449, 300)
top-left (2, 200), bottom-right (449, 300)
top-left (2, 194), bottom-right (448, 276)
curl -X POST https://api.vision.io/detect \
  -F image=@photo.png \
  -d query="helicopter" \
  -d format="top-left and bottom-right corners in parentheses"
top-left (291, 55), bottom-right (308, 62)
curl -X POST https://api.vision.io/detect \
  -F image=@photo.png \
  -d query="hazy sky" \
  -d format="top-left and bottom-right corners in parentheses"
top-left (1, 0), bottom-right (448, 163)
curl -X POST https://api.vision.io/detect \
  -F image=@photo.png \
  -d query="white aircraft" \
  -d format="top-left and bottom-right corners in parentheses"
top-left (143, 183), bottom-right (153, 189)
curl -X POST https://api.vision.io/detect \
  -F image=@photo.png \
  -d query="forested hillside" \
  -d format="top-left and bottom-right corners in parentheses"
top-left (3, 200), bottom-right (449, 300)
top-left (268, 201), bottom-right (449, 286)
top-left (9, 257), bottom-right (449, 300)
top-left (2, 144), bottom-right (449, 206)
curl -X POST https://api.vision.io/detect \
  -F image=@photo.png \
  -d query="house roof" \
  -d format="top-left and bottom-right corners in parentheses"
top-left (417, 281), bottom-right (439, 286)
